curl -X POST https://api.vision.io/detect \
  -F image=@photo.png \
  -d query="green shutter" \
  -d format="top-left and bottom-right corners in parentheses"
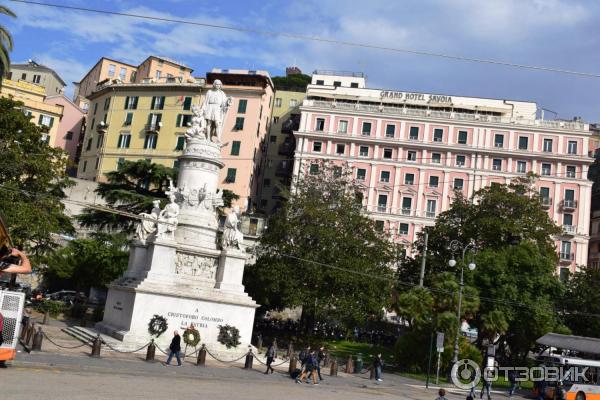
top-left (226, 168), bottom-right (236, 182)
top-left (38, 114), bottom-right (43, 125)
top-left (231, 141), bottom-right (241, 156)
top-left (132, 96), bottom-right (138, 109)
top-left (48, 117), bottom-right (54, 128)
top-left (176, 136), bottom-right (185, 150)
top-left (176, 114), bottom-right (182, 127)
top-left (151, 97), bottom-right (156, 109)
top-left (183, 97), bottom-right (192, 110)
top-left (159, 96), bottom-right (165, 110)
top-left (238, 99), bottom-right (247, 113)
top-left (125, 96), bottom-right (130, 109)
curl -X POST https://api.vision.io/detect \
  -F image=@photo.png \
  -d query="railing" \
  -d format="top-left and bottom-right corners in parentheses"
top-left (96, 123), bottom-right (109, 132)
top-left (562, 225), bottom-right (577, 234)
top-left (540, 197), bottom-right (552, 207)
top-left (278, 143), bottom-right (295, 156)
top-left (145, 123), bottom-right (161, 132)
top-left (560, 199), bottom-right (578, 209)
top-left (425, 211), bottom-right (436, 219)
top-left (313, 70), bottom-right (364, 78)
top-left (559, 252), bottom-right (575, 261)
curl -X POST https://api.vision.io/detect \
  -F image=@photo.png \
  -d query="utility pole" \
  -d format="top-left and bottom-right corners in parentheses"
top-left (419, 232), bottom-right (428, 287)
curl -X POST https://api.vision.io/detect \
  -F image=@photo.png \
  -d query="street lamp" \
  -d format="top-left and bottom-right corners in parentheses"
top-left (448, 240), bottom-right (476, 367)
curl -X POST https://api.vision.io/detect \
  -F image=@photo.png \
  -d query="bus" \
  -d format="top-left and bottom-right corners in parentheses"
top-left (535, 352), bottom-right (600, 399)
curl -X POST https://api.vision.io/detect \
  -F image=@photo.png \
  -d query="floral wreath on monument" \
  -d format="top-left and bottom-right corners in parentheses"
top-left (217, 324), bottom-right (241, 349)
top-left (148, 314), bottom-right (168, 338)
top-left (183, 324), bottom-right (201, 347)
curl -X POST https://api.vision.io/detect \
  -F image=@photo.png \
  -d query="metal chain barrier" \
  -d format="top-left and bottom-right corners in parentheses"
top-left (101, 339), bottom-right (150, 354)
top-left (42, 332), bottom-right (92, 349)
top-left (154, 343), bottom-right (169, 356)
top-left (253, 355), bottom-right (289, 367)
top-left (204, 347), bottom-right (251, 364)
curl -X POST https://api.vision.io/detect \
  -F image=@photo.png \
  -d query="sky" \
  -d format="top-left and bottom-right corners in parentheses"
top-left (4, 0), bottom-right (600, 121)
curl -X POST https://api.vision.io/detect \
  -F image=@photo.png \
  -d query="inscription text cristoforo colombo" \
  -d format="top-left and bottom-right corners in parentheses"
top-left (167, 310), bottom-right (224, 329)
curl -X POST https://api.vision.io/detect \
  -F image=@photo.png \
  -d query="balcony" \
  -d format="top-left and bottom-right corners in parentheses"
top-left (562, 225), bottom-right (577, 236)
top-left (401, 208), bottom-right (412, 216)
top-left (425, 211), bottom-right (436, 219)
top-left (275, 162), bottom-right (292, 177)
top-left (560, 199), bottom-right (578, 211)
top-left (96, 122), bottom-right (109, 132)
top-left (278, 142), bottom-right (295, 156)
top-left (558, 252), bottom-right (575, 264)
top-left (145, 122), bottom-right (162, 133)
top-left (540, 197), bottom-right (552, 209)
top-left (281, 116), bottom-right (300, 134)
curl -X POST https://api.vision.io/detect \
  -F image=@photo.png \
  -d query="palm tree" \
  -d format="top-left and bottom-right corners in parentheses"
top-left (0, 5), bottom-right (16, 80)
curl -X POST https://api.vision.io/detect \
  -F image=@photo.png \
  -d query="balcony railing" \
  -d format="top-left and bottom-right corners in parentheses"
top-left (540, 197), bottom-right (552, 208)
top-left (560, 199), bottom-right (578, 210)
top-left (96, 122), bottom-right (109, 132)
top-left (401, 208), bottom-right (412, 216)
top-left (145, 123), bottom-right (162, 133)
top-left (425, 211), bottom-right (436, 219)
top-left (278, 142), bottom-right (295, 156)
top-left (559, 252), bottom-right (575, 262)
top-left (275, 164), bottom-right (292, 177)
top-left (562, 225), bottom-right (577, 235)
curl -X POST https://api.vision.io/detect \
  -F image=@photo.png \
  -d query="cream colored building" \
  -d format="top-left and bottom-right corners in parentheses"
top-left (1, 78), bottom-right (63, 145)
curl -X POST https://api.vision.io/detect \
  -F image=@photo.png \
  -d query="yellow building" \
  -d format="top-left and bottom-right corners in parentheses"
top-left (1, 78), bottom-right (63, 145)
top-left (77, 77), bottom-right (203, 181)
top-left (260, 90), bottom-right (305, 213)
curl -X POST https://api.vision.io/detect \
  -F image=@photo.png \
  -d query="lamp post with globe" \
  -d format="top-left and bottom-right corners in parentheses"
top-left (449, 239), bottom-right (477, 366)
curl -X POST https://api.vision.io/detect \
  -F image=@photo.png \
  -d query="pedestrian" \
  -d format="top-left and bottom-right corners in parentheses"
top-left (317, 346), bottom-right (326, 381)
top-left (480, 367), bottom-right (492, 400)
top-left (436, 388), bottom-right (448, 400)
top-left (296, 350), bottom-right (318, 385)
top-left (299, 345), bottom-right (310, 369)
top-left (265, 342), bottom-right (277, 374)
top-left (537, 379), bottom-right (546, 400)
top-left (0, 311), bottom-right (6, 368)
top-left (165, 330), bottom-right (182, 366)
top-left (373, 353), bottom-right (383, 382)
top-left (508, 369), bottom-right (518, 397)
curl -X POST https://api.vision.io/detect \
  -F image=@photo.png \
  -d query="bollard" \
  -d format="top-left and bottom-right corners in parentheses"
top-left (370, 367), bottom-right (375, 380)
top-left (257, 335), bottom-right (263, 353)
top-left (287, 342), bottom-right (294, 359)
top-left (346, 356), bottom-right (353, 374)
top-left (197, 344), bottom-right (207, 366)
top-left (330, 359), bottom-right (338, 376)
top-left (273, 338), bottom-right (278, 351)
top-left (32, 327), bottom-right (44, 351)
top-left (20, 321), bottom-right (29, 341)
top-left (146, 340), bottom-right (156, 361)
top-left (323, 351), bottom-right (331, 368)
top-left (42, 311), bottom-right (49, 325)
top-left (244, 350), bottom-right (254, 369)
top-left (91, 334), bottom-right (102, 357)
top-left (288, 354), bottom-right (297, 375)
top-left (25, 322), bottom-right (34, 346)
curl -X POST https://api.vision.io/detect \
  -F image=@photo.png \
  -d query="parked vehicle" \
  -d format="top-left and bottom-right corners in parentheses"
top-left (46, 290), bottom-right (86, 305)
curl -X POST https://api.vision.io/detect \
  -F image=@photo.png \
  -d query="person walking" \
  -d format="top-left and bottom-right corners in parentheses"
top-left (165, 330), bottom-right (182, 366)
top-left (317, 346), bottom-right (326, 381)
top-left (0, 311), bottom-right (5, 368)
top-left (436, 388), bottom-right (448, 400)
top-left (480, 368), bottom-right (492, 400)
top-left (265, 342), bottom-right (277, 374)
top-left (508, 369), bottom-right (518, 397)
top-left (296, 351), bottom-right (318, 385)
top-left (373, 353), bottom-right (384, 382)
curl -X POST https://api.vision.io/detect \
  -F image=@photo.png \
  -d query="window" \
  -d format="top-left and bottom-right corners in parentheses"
top-left (492, 159), bottom-right (502, 171)
top-left (540, 187), bottom-right (550, 203)
top-left (565, 189), bottom-right (575, 206)
top-left (399, 223), bottom-right (409, 235)
top-left (96, 134), bottom-right (104, 148)
top-left (383, 148), bottom-right (393, 159)
top-left (568, 140), bottom-right (578, 155)
top-left (93, 103), bottom-right (98, 115)
top-left (176, 114), bottom-right (192, 127)
top-left (65, 131), bottom-right (73, 140)
top-left (103, 97), bottom-right (110, 111)
top-left (91, 118), bottom-right (95, 131)
top-left (407, 151), bottom-right (417, 161)
top-left (541, 163), bottom-right (551, 176)
top-left (385, 124), bottom-right (395, 138)
top-left (457, 130), bottom-right (468, 144)
top-left (82, 160), bottom-right (87, 172)
top-left (518, 136), bottom-right (528, 150)
top-left (409, 126), bottom-right (419, 140)
top-left (173, 160), bottom-right (180, 170)
top-left (130, 71), bottom-right (136, 82)
top-left (288, 98), bottom-right (298, 107)
top-left (433, 129), bottom-right (443, 142)
top-left (559, 267), bottom-right (570, 283)
top-left (147, 113), bottom-right (162, 129)
top-left (124, 96), bottom-right (138, 110)
top-left (155, 70), bottom-right (162, 79)
top-left (333, 166), bottom-right (342, 178)
top-left (431, 153), bottom-right (441, 164)
top-left (426, 200), bottom-right (437, 218)
top-left (362, 122), bottom-right (372, 136)
top-left (21, 72), bottom-right (26, 80)
top-left (359, 146), bottom-right (369, 157)
top-left (517, 161), bottom-right (527, 173)
top-left (183, 96), bottom-right (192, 110)
top-left (315, 118), bottom-right (325, 131)
top-left (118, 67), bottom-right (127, 81)
top-left (151, 96), bottom-right (165, 110)
top-left (494, 134), bottom-right (504, 148)
top-left (456, 155), bottom-right (466, 166)
top-left (108, 64), bottom-right (116, 77)
top-left (238, 99), bottom-right (248, 113)
top-left (273, 116), bottom-right (279, 124)
top-left (566, 165), bottom-right (576, 178)
top-left (402, 197), bottom-right (412, 215)
top-left (264, 179), bottom-right (271, 188)
top-left (560, 241), bottom-right (572, 260)
top-left (33, 74), bottom-right (41, 84)
top-left (117, 158), bottom-right (125, 168)
top-left (313, 142), bottom-right (322, 152)
top-left (316, 80), bottom-right (324, 85)
top-left (124, 112), bottom-right (133, 126)
top-left (429, 176), bottom-right (439, 188)
top-left (275, 98), bottom-right (282, 107)
top-left (338, 120), bottom-right (348, 134)
top-left (176, 136), bottom-right (186, 151)
top-left (404, 173), bottom-right (415, 185)
top-left (380, 171), bottom-right (390, 182)
top-left (356, 168), bottom-right (366, 180)
top-left (336, 144), bottom-right (345, 155)
top-left (269, 135), bottom-right (276, 144)
top-left (234, 117), bottom-right (244, 130)
top-left (375, 221), bottom-right (384, 232)
top-left (543, 138), bottom-right (553, 152)
top-left (309, 164), bottom-right (319, 175)
top-left (226, 168), bottom-right (237, 183)
top-left (377, 195), bottom-right (388, 212)
top-left (117, 133), bottom-right (131, 148)
top-left (144, 133), bottom-right (158, 149)
top-left (38, 114), bottom-right (54, 128)
top-left (95, 158), bottom-right (100, 169)
top-left (564, 213), bottom-right (573, 227)
top-left (86, 138), bottom-right (92, 151)
top-left (231, 140), bottom-right (241, 155)
top-left (333, 81), bottom-right (341, 87)
top-left (454, 178), bottom-right (464, 190)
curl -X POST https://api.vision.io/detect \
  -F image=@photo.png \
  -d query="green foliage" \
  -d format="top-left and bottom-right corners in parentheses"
top-left (217, 325), bottom-right (241, 349)
top-left (77, 160), bottom-right (176, 232)
top-left (0, 6), bottom-right (15, 80)
top-left (92, 307), bottom-right (104, 322)
top-left (41, 233), bottom-right (128, 292)
top-left (36, 300), bottom-right (66, 317)
top-left (148, 314), bottom-right (168, 338)
top-left (68, 303), bottom-right (87, 319)
top-left (245, 161), bottom-right (403, 331)
top-left (562, 267), bottom-right (600, 338)
top-left (394, 287), bottom-right (433, 329)
top-left (271, 74), bottom-right (311, 92)
top-left (183, 327), bottom-right (201, 347)
top-left (0, 97), bottom-right (74, 257)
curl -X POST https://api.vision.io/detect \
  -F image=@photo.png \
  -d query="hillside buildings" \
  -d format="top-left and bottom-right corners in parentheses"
top-left (9, 60), bottom-right (66, 96)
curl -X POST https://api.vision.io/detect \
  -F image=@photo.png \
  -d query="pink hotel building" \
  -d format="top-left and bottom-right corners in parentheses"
top-left (292, 72), bottom-right (593, 275)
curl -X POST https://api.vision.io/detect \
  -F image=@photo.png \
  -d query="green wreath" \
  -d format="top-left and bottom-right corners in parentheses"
top-left (183, 327), bottom-right (201, 347)
top-left (148, 314), bottom-right (168, 338)
top-left (217, 324), bottom-right (241, 349)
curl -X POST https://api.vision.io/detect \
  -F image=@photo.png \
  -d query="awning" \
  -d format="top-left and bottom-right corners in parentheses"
top-left (536, 333), bottom-right (600, 355)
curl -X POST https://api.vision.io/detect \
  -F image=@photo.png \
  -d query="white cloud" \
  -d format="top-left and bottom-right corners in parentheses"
top-left (33, 54), bottom-right (88, 97)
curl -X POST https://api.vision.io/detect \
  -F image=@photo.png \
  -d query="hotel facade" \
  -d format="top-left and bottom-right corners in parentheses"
top-left (293, 72), bottom-right (593, 275)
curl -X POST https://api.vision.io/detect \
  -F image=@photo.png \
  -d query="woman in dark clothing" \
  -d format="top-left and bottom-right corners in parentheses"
top-left (166, 330), bottom-right (182, 366)
top-left (265, 343), bottom-right (277, 374)
top-left (373, 353), bottom-right (383, 381)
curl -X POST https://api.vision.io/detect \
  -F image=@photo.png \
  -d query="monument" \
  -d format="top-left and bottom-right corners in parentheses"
top-left (97, 80), bottom-right (258, 350)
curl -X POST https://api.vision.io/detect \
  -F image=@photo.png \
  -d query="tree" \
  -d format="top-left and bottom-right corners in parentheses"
top-left (41, 233), bottom-right (128, 292)
top-left (0, 97), bottom-right (74, 257)
top-left (271, 74), bottom-right (311, 92)
top-left (245, 161), bottom-right (403, 332)
top-left (562, 267), bottom-right (600, 338)
top-left (0, 5), bottom-right (15, 80)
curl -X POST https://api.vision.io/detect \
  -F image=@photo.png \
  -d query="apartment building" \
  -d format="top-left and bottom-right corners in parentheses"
top-left (261, 90), bottom-right (305, 213)
top-left (9, 60), bottom-right (66, 96)
top-left (1, 78), bottom-right (63, 145)
top-left (293, 71), bottom-right (593, 275)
